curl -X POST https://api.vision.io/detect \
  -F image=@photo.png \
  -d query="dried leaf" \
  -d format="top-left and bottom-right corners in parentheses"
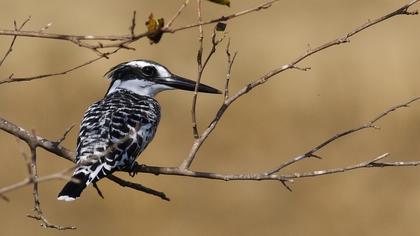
top-left (145, 13), bottom-right (165, 44)
top-left (206, 0), bottom-right (230, 7)
top-left (216, 22), bottom-right (227, 31)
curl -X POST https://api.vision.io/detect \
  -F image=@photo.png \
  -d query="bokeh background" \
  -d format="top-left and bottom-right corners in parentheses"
top-left (1, 0), bottom-right (420, 235)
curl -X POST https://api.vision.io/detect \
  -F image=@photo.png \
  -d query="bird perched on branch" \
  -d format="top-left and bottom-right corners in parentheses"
top-left (57, 60), bottom-right (220, 201)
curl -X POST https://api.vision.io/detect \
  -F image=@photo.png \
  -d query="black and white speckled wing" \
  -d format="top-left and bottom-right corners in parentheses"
top-left (58, 89), bottom-right (160, 200)
top-left (76, 89), bottom-right (160, 183)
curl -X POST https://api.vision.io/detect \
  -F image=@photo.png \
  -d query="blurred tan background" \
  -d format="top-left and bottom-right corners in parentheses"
top-left (1, 0), bottom-right (420, 235)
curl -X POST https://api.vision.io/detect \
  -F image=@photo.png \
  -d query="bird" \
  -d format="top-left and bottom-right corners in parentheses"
top-left (57, 59), bottom-right (221, 201)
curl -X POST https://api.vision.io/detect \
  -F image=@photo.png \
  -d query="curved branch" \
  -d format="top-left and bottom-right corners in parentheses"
top-left (178, 0), bottom-right (420, 169)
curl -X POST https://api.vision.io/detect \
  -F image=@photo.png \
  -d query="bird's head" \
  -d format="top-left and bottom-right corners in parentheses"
top-left (105, 60), bottom-right (221, 97)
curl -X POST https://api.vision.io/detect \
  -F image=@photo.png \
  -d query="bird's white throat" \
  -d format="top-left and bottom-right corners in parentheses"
top-left (107, 79), bottom-right (173, 97)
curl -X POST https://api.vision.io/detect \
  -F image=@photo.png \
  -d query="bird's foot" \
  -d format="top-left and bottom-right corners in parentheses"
top-left (129, 161), bottom-right (140, 177)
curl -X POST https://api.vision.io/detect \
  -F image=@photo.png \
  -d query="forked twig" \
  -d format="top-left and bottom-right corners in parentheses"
top-left (0, 16), bottom-right (31, 67)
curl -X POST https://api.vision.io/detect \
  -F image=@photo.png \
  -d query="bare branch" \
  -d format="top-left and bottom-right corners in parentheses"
top-left (0, 16), bottom-right (31, 67)
top-left (26, 214), bottom-right (76, 230)
top-left (0, 194), bottom-right (9, 202)
top-left (177, 0), bottom-right (420, 171)
top-left (106, 175), bottom-right (170, 201)
top-left (133, 152), bottom-right (419, 183)
top-left (0, 168), bottom-right (74, 197)
top-left (129, 11), bottom-right (137, 38)
top-left (92, 182), bottom-right (105, 199)
top-left (54, 124), bottom-right (75, 145)
top-left (0, 116), bottom-right (75, 161)
top-left (0, 178), bottom-right (31, 196)
top-left (185, 28), bottom-right (226, 168)
top-left (191, 0), bottom-right (204, 139)
top-left (0, 49), bottom-right (119, 85)
top-left (280, 153), bottom-right (420, 180)
top-left (224, 38), bottom-right (237, 100)
top-left (226, 0), bottom-right (420, 107)
top-left (267, 96), bottom-right (420, 175)
top-left (164, 0), bottom-right (278, 34)
top-left (164, 0), bottom-right (191, 29)
top-left (25, 143), bottom-right (76, 230)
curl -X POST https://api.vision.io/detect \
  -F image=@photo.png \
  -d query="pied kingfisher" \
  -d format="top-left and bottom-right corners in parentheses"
top-left (57, 60), bottom-right (220, 201)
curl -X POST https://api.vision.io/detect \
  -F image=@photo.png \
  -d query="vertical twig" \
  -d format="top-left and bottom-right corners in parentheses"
top-left (24, 131), bottom-right (76, 230)
top-left (224, 39), bottom-right (237, 100)
top-left (191, 0), bottom-right (204, 139)
top-left (129, 11), bottom-right (137, 38)
top-left (183, 24), bottom-right (226, 170)
top-left (29, 146), bottom-right (42, 219)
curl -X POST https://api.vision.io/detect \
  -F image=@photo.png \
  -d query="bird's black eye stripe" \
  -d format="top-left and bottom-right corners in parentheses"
top-left (141, 66), bottom-right (157, 77)
top-left (107, 65), bottom-right (142, 81)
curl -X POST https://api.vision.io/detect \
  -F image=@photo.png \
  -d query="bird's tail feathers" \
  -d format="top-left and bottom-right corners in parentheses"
top-left (57, 172), bottom-right (89, 201)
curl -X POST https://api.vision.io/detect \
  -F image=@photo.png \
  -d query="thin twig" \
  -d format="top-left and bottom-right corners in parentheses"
top-left (92, 182), bottom-right (105, 199)
top-left (224, 39), bottom-right (237, 100)
top-left (165, 0), bottom-right (278, 34)
top-left (283, 153), bottom-right (392, 179)
top-left (24, 143), bottom-right (76, 230)
top-left (184, 28), bottom-right (226, 169)
top-left (0, 117), bottom-right (75, 161)
top-left (54, 124), bottom-right (75, 145)
top-left (0, 194), bottom-right (9, 202)
top-left (129, 11), bottom-right (137, 38)
top-left (164, 0), bottom-right (191, 29)
top-left (267, 96), bottom-right (420, 175)
top-left (0, 16), bottom-right (31, 67)
top-left (131, 153), bottom-right (420, 183)
top-left (191, 0), bottom-right (204, 139)
top-left (0, 49), bottom-right (119, 85)
top-left (0, 168), bottom-right (75, 196)
top-left (0, 178), bottom-right (31, 196)
top-left (106, 175), bottom-right (170, 201)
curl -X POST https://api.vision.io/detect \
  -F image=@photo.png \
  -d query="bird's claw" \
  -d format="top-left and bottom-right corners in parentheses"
top-left (129, 161), bottom-right (140, 177)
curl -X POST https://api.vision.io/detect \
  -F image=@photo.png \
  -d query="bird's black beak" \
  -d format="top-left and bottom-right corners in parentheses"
top-left (157, 75), bottom-right (221, 94)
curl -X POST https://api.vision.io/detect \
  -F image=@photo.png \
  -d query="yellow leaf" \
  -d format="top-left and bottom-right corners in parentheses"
top-left (145, 13), bottom-right (165, 44)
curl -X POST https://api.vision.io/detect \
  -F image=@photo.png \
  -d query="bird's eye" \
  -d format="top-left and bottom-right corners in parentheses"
top-left (141, 66), bottom-right (157, 77)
